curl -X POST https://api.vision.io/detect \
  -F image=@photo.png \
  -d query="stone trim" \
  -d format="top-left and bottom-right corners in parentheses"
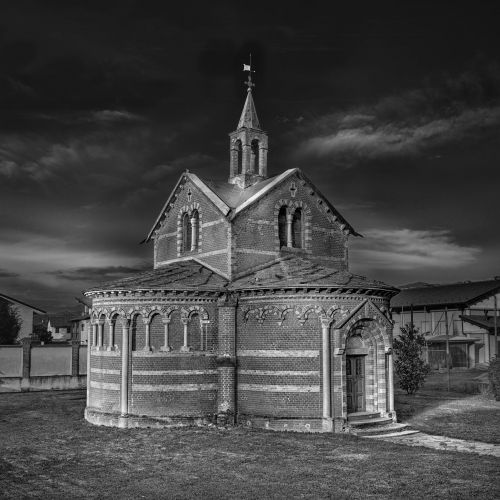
top-left (238, 370), bottom-right (319, 376)
top-left (237, 349), bottom-right (319, 357)
top-left (132, 383), bottom-right (217, 392)
top-left (238, 383), bottom-right (320, 393)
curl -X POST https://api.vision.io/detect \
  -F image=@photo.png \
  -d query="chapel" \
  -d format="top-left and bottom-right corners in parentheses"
top-left (84, 67), bottom-right (399, 433)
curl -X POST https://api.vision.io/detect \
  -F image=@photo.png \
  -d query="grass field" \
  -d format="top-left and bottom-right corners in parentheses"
top-left (1, 391), bottom-right (499, 499)
top-left (394, 369), bottom-right (500, 443)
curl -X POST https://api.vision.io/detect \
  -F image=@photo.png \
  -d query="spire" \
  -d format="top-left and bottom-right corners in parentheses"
top-left (237, 90), bottom-right (261, 129)
top-left (228, 56), bottom-right (268, 189)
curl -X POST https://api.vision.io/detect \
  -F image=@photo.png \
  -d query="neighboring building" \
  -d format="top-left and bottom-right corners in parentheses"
top-left (0, 293), bottom-right (46, 340)
top-left (46, 312), bottom-right (75, 341)
top-left (70, 298), bottom-right (91, 343)
top-left (84, 70), bottom-right (398, 432)
top-left (391, 279), bottom-right (500, 369)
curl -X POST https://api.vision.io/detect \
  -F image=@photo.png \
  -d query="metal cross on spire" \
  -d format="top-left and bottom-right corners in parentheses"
top-left (243, 54), bottom-right (255, 92)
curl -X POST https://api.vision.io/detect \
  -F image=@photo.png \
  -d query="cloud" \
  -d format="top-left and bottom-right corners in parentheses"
top-left (0, 268), bottom-right (19, 279)
top-left (90, 110), bottom-right (143, 123)
top-left (142, 154), bottom-right (217, 183)
top-left (351, 228), bottom-right (481, 270)
top-left (293, 64), bottom-right (500, 166)
top-left (53, 264), bottom-right (150, 282)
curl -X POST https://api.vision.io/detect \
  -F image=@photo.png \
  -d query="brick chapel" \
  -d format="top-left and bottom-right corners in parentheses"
top-left (85, 68), bottom-right (399, 433)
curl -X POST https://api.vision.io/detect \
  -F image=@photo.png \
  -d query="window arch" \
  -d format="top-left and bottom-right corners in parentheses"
top-left (251, 139), bottom-right (259, 173)
top-left (191, 210), bottom-right (199, 250)
top-left (235, 139), bottom-right (243, 174)
top-left (182, 212), bottom-right (192, 252)
top-left (292, 208), bottom-right (303, 248)
top-left (278, 206), bottom-right (287, 248)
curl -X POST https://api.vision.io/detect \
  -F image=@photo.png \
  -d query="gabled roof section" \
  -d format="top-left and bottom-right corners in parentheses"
top-left (144, 171), bottom-right (231, 243)
top-left (0, 293), bottom-right (46, 314)
top-left (85, 261), bottom-right (228, 294)
top-left (391, 279), bottom-right (500, 310)
top-left (228, 255), bottom-right (398, 294)
top-left (237, 90), bottom-right (261, 129)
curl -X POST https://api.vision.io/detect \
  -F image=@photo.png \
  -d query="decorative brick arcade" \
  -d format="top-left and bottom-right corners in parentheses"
top-left (84, 67), bottom-right (398, 432)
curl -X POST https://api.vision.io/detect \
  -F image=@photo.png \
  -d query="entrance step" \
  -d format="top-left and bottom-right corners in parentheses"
top-left (362, 429), bottom-right (421, 439)
top-left (350, 422), bottom-right (418, 437)
top-left (348, 416), bottom-right (393, 428)
top-left (347, 412), bottom-right (381, 422)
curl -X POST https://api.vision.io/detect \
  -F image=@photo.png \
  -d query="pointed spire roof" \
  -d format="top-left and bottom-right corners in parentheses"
top-left (237, 89), bottom-right (261, 129)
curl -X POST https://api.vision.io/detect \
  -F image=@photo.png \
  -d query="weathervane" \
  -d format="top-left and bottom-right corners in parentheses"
top-left (243, 54), bottom-right (255, 92)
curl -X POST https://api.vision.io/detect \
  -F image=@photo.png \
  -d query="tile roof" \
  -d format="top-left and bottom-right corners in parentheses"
top-left (0, 293), bottom-right (46, 314)
top-left (202, 174), bottom-right (279, 209)
top-left (391, 279), bottom-right (500, 310)
top-left (229, 254), bottom-right (398, 292)
top-left (85, 256), bottom-right (397, 295)
top-left (85, 261), bottom-right (228, 293)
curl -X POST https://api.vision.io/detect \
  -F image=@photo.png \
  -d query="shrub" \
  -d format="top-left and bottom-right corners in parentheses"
top-left (488, 357), bottom-right (500, 401)
top-left (393, 324), bottom-right (431, 395)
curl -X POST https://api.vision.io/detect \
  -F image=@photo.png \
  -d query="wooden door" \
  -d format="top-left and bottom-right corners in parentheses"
top-left (346, 355), bottom-right (365, 413)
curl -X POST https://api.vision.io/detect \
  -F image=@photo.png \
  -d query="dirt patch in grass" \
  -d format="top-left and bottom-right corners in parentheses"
top-left (0, 391), bottom-right (499, 499)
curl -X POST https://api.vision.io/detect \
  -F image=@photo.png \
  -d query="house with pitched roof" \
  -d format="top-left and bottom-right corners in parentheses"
top-left (0, 293), bottom-right (46, 341)
top-left (391, 279), bottom-right (500, 369)
top-left (84, 68), bottom-right (399, 433)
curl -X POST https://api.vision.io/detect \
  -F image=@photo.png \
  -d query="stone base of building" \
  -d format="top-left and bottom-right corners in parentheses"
top-left (84, 408), bottom-right (217, 429)
top-left (237, 414), bottom-right (343, 433)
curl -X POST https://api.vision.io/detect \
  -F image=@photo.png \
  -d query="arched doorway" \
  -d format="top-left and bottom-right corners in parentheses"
top-left (345, 335), bottom-right (368, 413)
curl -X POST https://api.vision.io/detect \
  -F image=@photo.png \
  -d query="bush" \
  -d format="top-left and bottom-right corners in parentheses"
top-left (393, 324), bottom-right (431, 395)
top-left (33, 324), bottom-right (53, 343)
top-left (488, 357), bottom-right (500, 401)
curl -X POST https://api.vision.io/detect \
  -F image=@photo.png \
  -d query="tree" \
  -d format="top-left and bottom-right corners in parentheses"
top-left (0, 299), bottom-right (22, 345)
top-left (393, 324), bottom-right (430, 395)
top-left (33, 323), bottom-right (53, 344)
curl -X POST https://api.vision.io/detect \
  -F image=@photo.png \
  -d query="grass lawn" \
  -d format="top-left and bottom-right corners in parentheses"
top-left (395, 369), bottom-right (500, 444)
top-left (0, 391), bottom-right (499, 499)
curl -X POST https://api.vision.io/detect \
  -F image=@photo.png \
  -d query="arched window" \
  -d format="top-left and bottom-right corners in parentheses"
top-left (182, 212), bottom-right (192, 252)
top-left (236, 139), bottom-right (243, 174)
top-left (191, 210), bottom-right (199, 250)
top-left (292, 208), bottom-right (302, 248)
top-left (251, 139), bottom-right (259, 173)
top-left (278, 206), bottom-right (287, 248)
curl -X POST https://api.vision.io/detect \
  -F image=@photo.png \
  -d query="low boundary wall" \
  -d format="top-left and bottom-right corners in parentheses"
top-left (0, 340), bottom-right (87, 392)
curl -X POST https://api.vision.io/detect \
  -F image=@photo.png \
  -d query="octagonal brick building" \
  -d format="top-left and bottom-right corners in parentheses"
top-left (84, 76), bottom-right (399, 432)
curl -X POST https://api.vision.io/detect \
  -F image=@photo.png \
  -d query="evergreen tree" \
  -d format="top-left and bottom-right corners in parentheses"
top-left (0, 299), bottom-right (22, 345)
top-left (393, 324), bottom-right (430, 395)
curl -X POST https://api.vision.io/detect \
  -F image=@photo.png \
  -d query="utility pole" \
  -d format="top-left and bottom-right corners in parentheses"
top-left (445, 307), bottom-right (451, 392)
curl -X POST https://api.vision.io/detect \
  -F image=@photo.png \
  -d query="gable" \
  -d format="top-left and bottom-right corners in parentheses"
top-left (232, 169), bottom-right (359, 237)
top-left (144, 172), bottom-right (230, 243)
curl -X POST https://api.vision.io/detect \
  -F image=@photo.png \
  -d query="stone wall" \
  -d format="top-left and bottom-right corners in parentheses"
top-left (0, 340), bottom-right (86, 392)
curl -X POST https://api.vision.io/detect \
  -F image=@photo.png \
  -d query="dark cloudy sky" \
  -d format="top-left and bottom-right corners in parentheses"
top-left (1, 1), bottom-right (499, 312)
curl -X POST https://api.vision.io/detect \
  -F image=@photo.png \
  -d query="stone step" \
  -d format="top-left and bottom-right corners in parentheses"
top-left (351, 422), bottom-right (411, 436)
top-left (348, 417), bottom-right (394, 428)
top-left (362, 429), bottom-right (421, 439)
top-left (347, 412), bottom-right (381, 422)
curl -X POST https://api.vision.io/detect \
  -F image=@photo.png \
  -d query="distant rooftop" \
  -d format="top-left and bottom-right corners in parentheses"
top-left (391, 279), bottom-right (500, 310)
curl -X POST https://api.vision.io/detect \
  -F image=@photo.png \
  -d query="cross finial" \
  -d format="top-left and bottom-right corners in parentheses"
top-left (243, 54), bottom-right (255, 92)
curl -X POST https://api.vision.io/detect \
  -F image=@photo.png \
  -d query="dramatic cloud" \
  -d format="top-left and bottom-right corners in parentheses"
top-left (0, 269), bottom-right (19, 279)
top-left (53, 264), bottom-right (150, 282)
top-left (294, 65), bottom-right (500, 166)
top-left (351, 228), bottom-right (481, 271)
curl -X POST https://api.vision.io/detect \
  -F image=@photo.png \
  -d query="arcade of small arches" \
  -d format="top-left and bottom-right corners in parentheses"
top-left (89, 306), bottom-right (211, 353)
top-left (230, 137), bottom-right (267, 178)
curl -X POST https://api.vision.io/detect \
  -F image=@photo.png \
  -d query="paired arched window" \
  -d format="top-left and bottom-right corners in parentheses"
top-left (278, 205), bottom-right (304, 249)
top-left (181, 210), bottom-right (199, 253)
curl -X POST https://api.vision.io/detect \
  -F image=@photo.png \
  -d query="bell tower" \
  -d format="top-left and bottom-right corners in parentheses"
top-left (228, 59), bottom-right (268, 189)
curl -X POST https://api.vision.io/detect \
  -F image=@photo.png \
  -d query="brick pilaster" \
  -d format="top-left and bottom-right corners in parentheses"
top-left (216, 293), bottom-right (237, 424)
